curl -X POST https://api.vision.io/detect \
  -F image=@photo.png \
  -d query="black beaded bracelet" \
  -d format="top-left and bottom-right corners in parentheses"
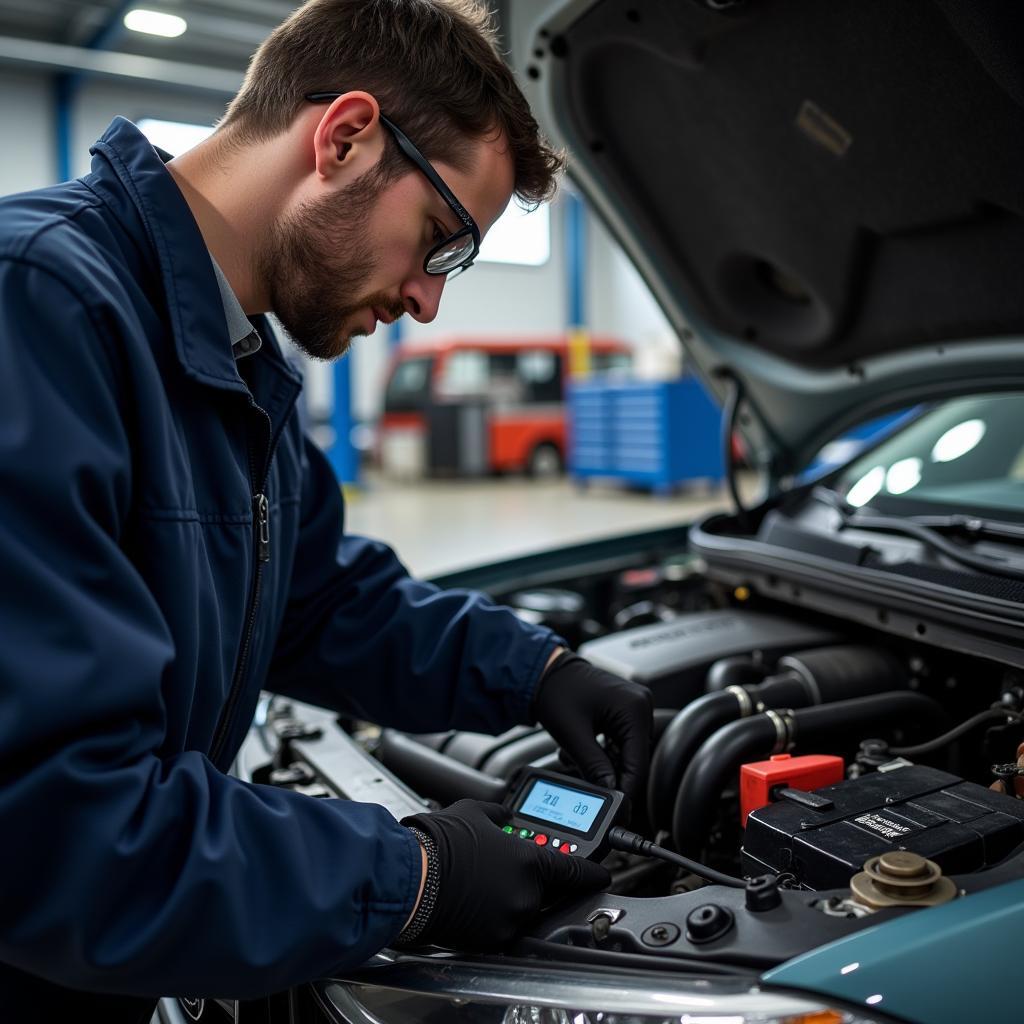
top-left (394, 827), bottom-right (440, 947)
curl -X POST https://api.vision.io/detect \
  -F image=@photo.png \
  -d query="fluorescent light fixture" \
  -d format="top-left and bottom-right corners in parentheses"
top-left (124, 8), bottom-right (188, 38)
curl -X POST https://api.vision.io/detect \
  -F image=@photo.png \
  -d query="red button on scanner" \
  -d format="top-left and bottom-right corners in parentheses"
top-left (559, 844), bottom-right (570, 854)
top-left (534, 834), bottom-right (548, 846)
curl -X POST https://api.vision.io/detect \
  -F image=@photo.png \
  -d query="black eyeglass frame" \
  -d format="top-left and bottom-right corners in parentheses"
top-left (305, 93), bottom-right (481, 276)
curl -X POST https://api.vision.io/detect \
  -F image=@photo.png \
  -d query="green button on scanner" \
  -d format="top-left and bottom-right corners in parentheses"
top-left (519, 828), bottom-right (532, 839)
top-left (502, 825), bottom-right (514, 834)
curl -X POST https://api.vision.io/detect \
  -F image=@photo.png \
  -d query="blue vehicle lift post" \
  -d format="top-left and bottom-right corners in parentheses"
top-left (54, 1), bottom-right (136, 182)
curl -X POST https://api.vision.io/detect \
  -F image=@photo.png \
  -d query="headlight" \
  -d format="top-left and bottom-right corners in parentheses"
top-left (313, 955), bottom-right (891, 1024)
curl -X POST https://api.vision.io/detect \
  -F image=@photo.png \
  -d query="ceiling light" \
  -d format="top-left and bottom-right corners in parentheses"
top-left (123, 8), bottom-right (188, 38)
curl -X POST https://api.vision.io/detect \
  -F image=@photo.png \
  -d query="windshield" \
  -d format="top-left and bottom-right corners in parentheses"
top-left (384, 356), bottom-right (434, 412)
top-left (835, 393), bottom-right (1024, 520)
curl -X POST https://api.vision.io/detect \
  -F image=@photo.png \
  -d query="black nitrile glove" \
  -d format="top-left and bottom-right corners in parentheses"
top-left (399, 799), bottom-right (610, 951)
top-left (533, 652), bottom-right (653, 804)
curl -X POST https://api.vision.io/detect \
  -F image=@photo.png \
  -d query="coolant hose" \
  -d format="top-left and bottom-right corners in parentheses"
top-left (648, 645), bottom-right (906, 830)
top-left (706, 656), bottom-right (770, 691)
top-left (648, 688), bottom-right (784, 831)
top-left (379, 729), bottom-right (508, 804)
top-left (670, 690), bottom-right (947, 855)
top-left (381, 708), bottom-right (678, 809)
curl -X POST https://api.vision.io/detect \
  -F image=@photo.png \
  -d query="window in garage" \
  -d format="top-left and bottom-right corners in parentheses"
top-left (478, 200), bottom-right (550, 267)
top-left (136, 118), bottom-right (214, 155)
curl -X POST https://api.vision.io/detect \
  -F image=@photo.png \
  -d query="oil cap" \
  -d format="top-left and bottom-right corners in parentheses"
top-left (850, 850), bottom-right (958, 908)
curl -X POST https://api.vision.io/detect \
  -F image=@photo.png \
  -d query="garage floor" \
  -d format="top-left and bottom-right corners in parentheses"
top-left (344, 472), bottom-right (751, 578)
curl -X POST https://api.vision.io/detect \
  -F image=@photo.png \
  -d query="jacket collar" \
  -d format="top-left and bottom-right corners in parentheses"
top-left (88, 117), bottom-right (299, 394)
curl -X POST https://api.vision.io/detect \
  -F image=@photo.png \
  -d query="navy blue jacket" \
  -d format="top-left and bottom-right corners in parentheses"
top-left (0, 118), bottom-right (559, 1010)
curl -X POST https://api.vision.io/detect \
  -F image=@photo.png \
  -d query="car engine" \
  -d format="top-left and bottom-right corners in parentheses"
top-left (236, 544), bottom-right (1024, 975)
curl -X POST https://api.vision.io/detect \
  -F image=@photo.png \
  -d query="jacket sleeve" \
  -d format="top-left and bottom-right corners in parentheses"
top-left (265, 434), bottom-right (563, 734)
top-left (0, 259), bottom-right (422, 1000)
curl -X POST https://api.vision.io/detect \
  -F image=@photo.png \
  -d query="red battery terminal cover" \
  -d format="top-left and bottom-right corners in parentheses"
top-left (740, 753), bottom-right (844, 826)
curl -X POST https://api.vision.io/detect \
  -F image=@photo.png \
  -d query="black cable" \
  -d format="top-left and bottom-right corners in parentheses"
top-left (608, 827), bottom-right (746, 888)
top-left (721, 375), bottom-right (750, 531)
top-left (891, 707), bottom-right (1023, 758)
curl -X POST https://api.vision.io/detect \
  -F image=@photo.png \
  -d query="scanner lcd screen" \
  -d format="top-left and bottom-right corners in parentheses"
top-left (518, 779), bottom-right (606, 833)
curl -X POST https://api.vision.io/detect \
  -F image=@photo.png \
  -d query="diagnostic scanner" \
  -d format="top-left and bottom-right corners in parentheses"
top-left (502, 767), bottom-right (626, 860)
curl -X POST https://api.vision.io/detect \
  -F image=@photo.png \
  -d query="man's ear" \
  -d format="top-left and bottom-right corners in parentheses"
top-left (312, 91), bottom-right (385, 184)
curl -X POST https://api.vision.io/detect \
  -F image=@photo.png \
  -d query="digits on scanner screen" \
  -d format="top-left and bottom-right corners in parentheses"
top-left (519, 780), bottom-right (606, 833)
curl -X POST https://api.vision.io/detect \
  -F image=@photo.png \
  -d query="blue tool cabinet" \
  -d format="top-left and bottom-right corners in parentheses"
top-left (568, 377), bottom-right (723, 492)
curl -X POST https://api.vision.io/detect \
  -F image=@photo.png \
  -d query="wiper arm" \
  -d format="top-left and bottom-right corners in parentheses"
top-left (811, 487), bottom-right (1024, 582)
top-left (902, 513), bottom-right (1024, 545)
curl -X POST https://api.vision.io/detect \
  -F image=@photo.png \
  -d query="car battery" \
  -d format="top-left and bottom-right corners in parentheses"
top-left (743, 764), bottom-right (1024, 890)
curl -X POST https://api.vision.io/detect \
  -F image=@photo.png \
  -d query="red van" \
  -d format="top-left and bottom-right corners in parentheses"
top-left (379, 336), bottom-right (632, 478)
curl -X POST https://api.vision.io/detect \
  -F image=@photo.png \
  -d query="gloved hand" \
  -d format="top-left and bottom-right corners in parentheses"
top-left (990, 741), bottom-right (1024, 798)
top-left (398, 799), bottom-right (610, 950)
top-left (533, 652), bottom-right (653, 804)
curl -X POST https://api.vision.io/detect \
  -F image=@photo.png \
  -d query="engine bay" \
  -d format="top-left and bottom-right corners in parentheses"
top-left (237, 537), bottom-right (1024, 976)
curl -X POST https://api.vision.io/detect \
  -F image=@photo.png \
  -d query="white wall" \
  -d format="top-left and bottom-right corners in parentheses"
top-left (587, 210), bottom-right (682, 379)
top-left (0, 70), bottom-right (229, 192)
top-left (0, 67), bottom-right (677, 420)
top-left (402, 195), bottom-right (567, 346)
top-left (0, 69), bottom-right (54, 195)
top-left (69, 79), bottom-right (228, 177)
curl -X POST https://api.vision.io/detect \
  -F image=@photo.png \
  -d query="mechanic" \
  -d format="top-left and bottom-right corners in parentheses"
top-left (0, 0), bottom-right (653, 1020)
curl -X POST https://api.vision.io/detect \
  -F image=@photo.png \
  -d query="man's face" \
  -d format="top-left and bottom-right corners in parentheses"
top-left (259, 132), bottom-right (515, 361)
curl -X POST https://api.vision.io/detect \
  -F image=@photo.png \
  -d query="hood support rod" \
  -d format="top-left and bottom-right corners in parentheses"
top-left (721, 374), bottom-right (751, 530)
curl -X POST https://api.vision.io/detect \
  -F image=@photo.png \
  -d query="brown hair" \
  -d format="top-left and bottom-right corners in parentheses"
top-left (219, 0), bottom-right (564, 207)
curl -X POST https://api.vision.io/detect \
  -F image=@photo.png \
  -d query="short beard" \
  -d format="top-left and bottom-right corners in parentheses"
top-left (257, 166), bottom-right (400, 361)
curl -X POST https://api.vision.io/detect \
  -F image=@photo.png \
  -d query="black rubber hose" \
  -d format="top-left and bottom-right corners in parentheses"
top-left (379, 729), bottom-right (508, 805)
top-left (706, 656), bottom-right (770, 691)
top-left (670, 691), bottom-right (947, 855)
top-left (648, 673), bottom-right (817, 832)
top-left (892, 707), bottom-right (1023, 758)
top-left (779, 645), bottom-right (906, 705)
top-left (648, 645), bottom-right (907, 831)
top-left (649, 690), bottom-right (770, 831)
top-left (383, 707), bottom-right (679, 808)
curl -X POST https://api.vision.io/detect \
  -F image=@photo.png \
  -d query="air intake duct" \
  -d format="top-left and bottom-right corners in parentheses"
top-left (648, 645), bottom-right (906, 830)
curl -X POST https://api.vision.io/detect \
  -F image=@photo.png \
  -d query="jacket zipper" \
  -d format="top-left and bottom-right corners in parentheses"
top-left (209, 407), bottom-right (275, 766)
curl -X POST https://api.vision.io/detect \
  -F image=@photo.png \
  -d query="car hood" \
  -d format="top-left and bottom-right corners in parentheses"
top-left (762, 877), bottom-right (1024, 1024)
top-left (507, 0), bottom-right (1024, 476)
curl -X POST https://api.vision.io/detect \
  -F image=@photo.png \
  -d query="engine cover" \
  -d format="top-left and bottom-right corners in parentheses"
top-left (743, 764), bottom-right (1024, 890)
top-left (578, 609), bottom-right (840, 706)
